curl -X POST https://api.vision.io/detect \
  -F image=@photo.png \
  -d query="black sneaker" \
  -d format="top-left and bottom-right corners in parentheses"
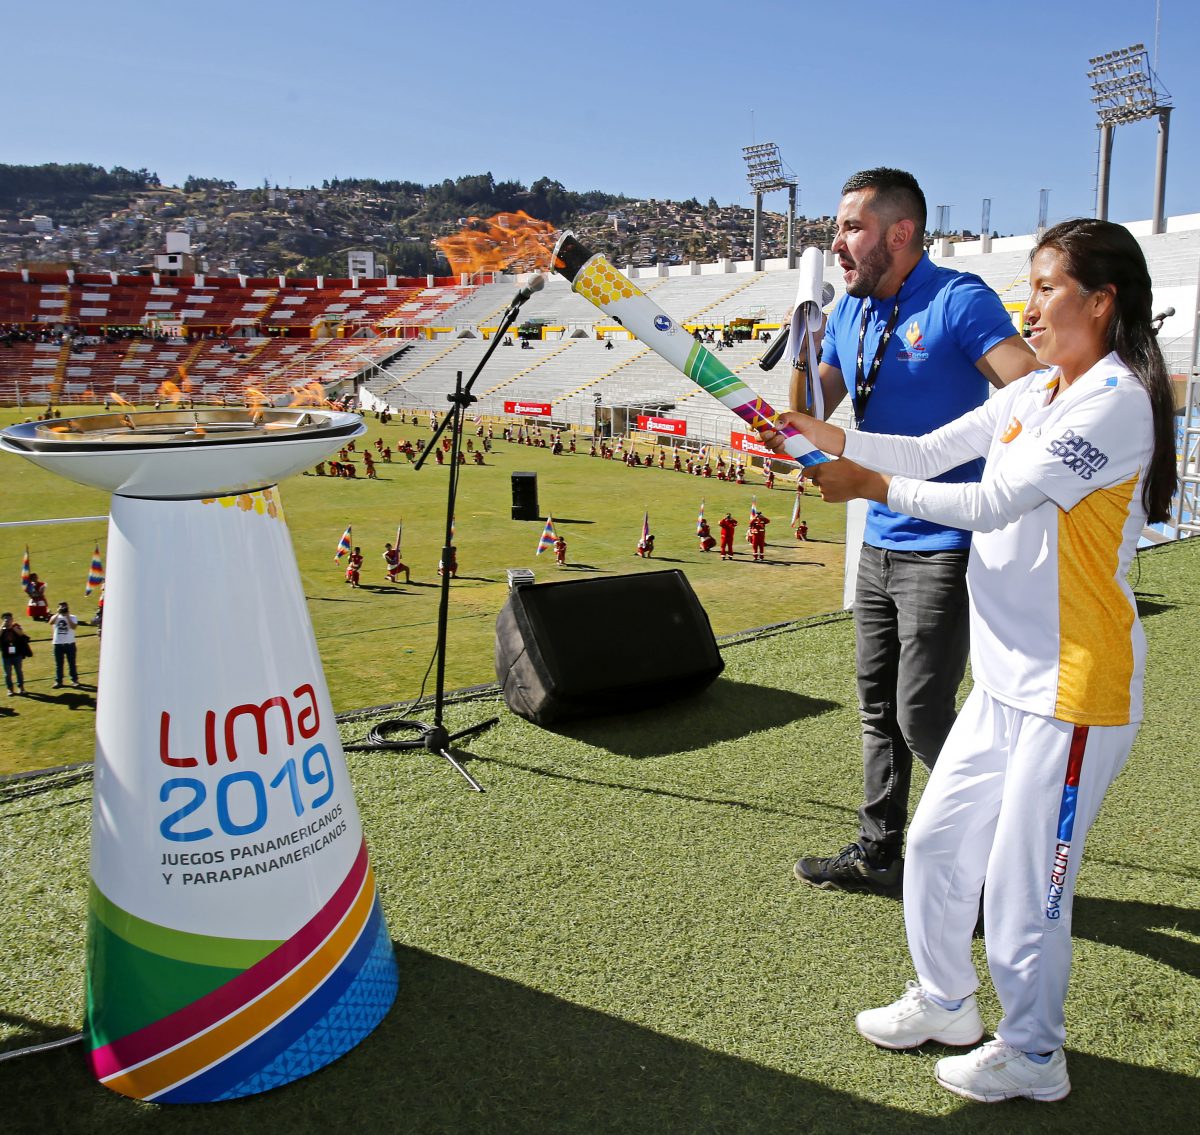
top-left (794, 843), bottom-right (902, 895)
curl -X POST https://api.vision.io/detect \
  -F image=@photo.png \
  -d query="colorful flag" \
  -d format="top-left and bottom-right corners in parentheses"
top-left (334, 524), bottom-right (352, 561)
top-left (394, 521), bottom-right (403, 556)
top-left (639, 510), bottom-right (650, 549)
top-left (536, 516), bottom-right (558, 556)
top-left (20, 546), bottom-right (31, 589)
top-left (696, 499), bottom-right (706, 535)
top-left (750, 495), bottom-right (759, 518)
top-left (790, 490), bottom-right (802, 530)
top-left (85, 543), bottom-right (105, 596)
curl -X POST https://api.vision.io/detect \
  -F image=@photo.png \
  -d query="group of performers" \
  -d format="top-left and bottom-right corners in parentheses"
top-left (344, 542), bottom-right (412, 587)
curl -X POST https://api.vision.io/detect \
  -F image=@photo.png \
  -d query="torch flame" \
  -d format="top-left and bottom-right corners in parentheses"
top-left (287, 382), bottom-right (329, 408)
top-left (244, 387), bottom-right (268, 412)
top-left (177, 365), bottom-right (193, 393)
top-left (434, 210), bottom-right (558, 276)
top-left (158, 379), bottom-right (184, 404)
top-left (109, 392), bottom-right (133, 407)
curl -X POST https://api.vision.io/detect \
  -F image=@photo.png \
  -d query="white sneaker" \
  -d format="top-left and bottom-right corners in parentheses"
top-left (935, 1040), bottom-right (1070, 1102)
top-left (856, 981), bottom-right (984, 1049)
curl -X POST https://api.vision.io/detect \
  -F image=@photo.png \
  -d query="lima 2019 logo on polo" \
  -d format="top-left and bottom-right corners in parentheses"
top-left (654, 314), bottom-right (673, 333)
top-left (896, 319), bottom-right (929, 362)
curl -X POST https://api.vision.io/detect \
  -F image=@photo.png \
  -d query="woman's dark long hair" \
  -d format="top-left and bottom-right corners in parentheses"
top-left (1035, 218), bottom-right (1178, 523)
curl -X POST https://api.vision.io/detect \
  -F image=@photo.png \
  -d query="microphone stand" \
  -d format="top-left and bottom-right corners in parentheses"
top-left (348, 285), bottom-right (538, 791)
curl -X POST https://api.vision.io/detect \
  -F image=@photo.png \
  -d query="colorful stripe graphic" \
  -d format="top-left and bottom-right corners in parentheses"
top-left (1056, 725), bottom-right (1089, 842)
top-left (1044, 725), bottom-right (1090, 923)
top-left (87, 839), bottom-right (398, 1102)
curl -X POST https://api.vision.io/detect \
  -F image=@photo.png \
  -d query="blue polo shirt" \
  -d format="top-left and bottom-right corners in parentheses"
top-left (822, 253), bottom-right (1016, 550)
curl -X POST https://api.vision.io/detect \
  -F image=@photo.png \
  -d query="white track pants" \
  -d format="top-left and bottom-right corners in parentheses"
top-left (904, 686), bottom-right (1137, 1052)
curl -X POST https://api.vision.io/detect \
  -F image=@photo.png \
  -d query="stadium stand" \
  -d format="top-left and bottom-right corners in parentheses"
top-left (3, 224), bottom-right (1196, 418)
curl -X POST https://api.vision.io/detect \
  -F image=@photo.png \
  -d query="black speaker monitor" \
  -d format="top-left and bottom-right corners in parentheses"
top-left (495, 570), bottom-right (724, 725)
top-left (511, 471), bottom-right (539, 520)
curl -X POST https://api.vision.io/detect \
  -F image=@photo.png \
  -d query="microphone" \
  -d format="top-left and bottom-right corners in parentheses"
top-left (510, 273), bottom-right (546, 309)
top-left (1151, 306), bottom-right (1174, 335)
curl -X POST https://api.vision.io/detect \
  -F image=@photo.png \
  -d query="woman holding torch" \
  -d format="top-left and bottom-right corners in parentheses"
top-left (760, 219), bottom-right (1177, 1104)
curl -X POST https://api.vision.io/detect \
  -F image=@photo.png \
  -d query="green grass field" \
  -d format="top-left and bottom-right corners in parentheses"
top-left (0, 539), bottom-right (1196, 1133)
top-left (0, 405), bottom-right (845, 775)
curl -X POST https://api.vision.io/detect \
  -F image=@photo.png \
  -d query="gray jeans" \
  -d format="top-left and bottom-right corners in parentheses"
top-left (854, 544), bottom-right (970, 864)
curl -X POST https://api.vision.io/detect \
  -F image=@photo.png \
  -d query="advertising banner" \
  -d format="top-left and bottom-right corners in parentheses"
top-left (730, 431), bottom-right (779, 459)
top-left (636, 415), bottom-right (687, 436)
top-left (504, 400), bottom-right (551, 417)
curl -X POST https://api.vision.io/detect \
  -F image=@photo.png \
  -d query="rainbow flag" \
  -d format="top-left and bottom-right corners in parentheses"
top-left (535, 516), bottom-right (558, 556)
top-left (791, 491), bottom-right (802, 529)
top-left (20, 546), bottom-right (31, 589)
top-left (85, 543), bottom-right (105, 596)
top-left (334, 525), bottom-right (352, 562)
top-left (639, 510), bottom-right (650, 549)
top-left (394, 522), bottom-right (403, 556)
top-left (750, 495), bottom-right (759, 518)
top-left (696, 500), bottom-right (706, 535)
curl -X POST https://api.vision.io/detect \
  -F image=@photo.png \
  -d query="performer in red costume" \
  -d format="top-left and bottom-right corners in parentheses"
top-left (382, 542), bottom-right (410, 584)
top-left (345, 547), bottom-right (364, 588)
top-left (718, 513), bottom-right (738, 560)
top-left (749, 513), bottom-right (769, 561)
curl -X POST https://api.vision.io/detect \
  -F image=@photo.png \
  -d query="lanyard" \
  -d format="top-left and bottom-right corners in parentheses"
top-left (853, 280), bottom-right (908, 425)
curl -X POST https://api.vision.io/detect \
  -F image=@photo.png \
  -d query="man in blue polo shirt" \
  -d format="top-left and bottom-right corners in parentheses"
top-left (793, 168), bottom-right (1037, 894)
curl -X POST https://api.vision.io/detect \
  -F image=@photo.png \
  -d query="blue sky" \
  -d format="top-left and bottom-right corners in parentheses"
top-left (4, 0), bottom-right (1196, 236)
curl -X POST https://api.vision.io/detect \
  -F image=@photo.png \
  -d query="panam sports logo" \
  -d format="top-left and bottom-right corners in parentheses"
top-left (896, 319), bottom-right (929, 362)
top-left (1047, 428), bottom-right (1109, 480)
top-left (653, 314), bottom-right (673, 333)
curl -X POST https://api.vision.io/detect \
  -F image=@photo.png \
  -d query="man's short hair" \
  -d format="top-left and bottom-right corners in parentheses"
top-left (841, 168), bottom-right (927, 236)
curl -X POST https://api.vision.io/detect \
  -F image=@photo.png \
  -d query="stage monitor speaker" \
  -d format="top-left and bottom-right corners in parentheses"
top-left (511, 471), bottom-right (539, 521)
top-left (495, 569), bottom-right (724, 725)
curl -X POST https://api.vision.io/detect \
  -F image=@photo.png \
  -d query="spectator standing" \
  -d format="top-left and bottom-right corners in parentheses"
top-left (50, 602), bottom-right (80, 688)
top-left (1, 612), bottom-right (31, 695)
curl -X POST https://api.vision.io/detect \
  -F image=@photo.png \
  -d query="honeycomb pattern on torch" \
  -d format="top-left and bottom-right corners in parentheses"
top-left (574, 257), bottom-right (643, 308)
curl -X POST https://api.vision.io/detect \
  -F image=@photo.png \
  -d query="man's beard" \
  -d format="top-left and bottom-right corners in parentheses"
top-left (845, 238), bottom-right (893, 298)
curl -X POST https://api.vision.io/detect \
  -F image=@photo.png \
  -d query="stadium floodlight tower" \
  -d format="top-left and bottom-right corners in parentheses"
top-left (1088, 43), bottom-right (1173, 234)
top-left (741, 142), bottom-right (799, 271)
